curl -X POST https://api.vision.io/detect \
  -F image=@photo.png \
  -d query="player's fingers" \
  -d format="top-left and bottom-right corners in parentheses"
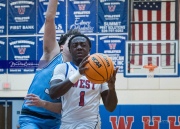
top-left (25, 100), bottom-right (34, 106)
top-left (26, 94), bottom-right (37, 98)
top-left (81, 56), bottom-right (89, 65)
top-left (83, 55), bottom-right (90, 61)
top-left (81, 60), bottom-right (89, 67)
top-left (108, 68), bottom-right (118, 83)
top-left (113, 67), bottom-right (119, 76)
top-left (79, 56), bottom-right (89, 68)
top-left (24, 96), bottom-right (33, 100)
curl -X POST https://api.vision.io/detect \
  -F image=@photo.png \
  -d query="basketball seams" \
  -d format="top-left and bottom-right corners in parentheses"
top-left (85, 73), bottom-right (104, 83)
top-left (86, 60), bottom-right (105, 81)
top-left (84, 53), bottom-right (114, 84)
top-left (96, 54), bottom-right (108, 80)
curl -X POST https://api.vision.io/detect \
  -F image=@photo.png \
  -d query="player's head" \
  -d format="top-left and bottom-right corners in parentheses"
top-left (59, 29), bottom-right (81, 62)
top-left (68, 34), bottom-right (91, 64)
top-left (58, 29), bottom-right (81, 52)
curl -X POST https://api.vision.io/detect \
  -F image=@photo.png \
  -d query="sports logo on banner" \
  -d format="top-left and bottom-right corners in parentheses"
top-left (78, 4), bottom-right (86, 11)
top-left (108, 5), bottom-right (116, 12)
top-left (109, 43), bottom-right (116, 49)
top-left (18, 7), bottom-right (25, 15)
top-left (18, 47), bottom-right (26, 54)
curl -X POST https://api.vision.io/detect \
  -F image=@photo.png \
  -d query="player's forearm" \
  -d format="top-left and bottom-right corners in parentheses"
top-left (105, 88), bottom-right (118, 112)
top-left (49, 80), bottom-right (74, 99)
top-left (46, 0), bottom-right (58, 19)
top-left (43, 0), bottom-right (59, 55)
top-left (41, 100), bottom-right (61, 114)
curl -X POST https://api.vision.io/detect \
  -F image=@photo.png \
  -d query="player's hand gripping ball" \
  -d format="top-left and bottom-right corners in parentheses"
top-left (84, 53), bottom-right (114, 84)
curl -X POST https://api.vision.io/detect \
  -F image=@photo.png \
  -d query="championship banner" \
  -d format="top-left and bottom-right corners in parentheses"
top-left (0, 38), bottom-right (6, 73)
top-left (98, 35), bottom-right (126, 73)
top-left (8, 37), bottom-right (37, 73)
top-left (0, 0), bottom-right (7, 35)
top-left (100, 105), bottom-right (180, 129)
top-left (98, 0), bottom-right (127, 33)
top-left (68, 0), bottom-right (96, 33)
top-left (8, 0), bottom-right (36, 34)
top-left (38, 0), bottom-right (66, 34)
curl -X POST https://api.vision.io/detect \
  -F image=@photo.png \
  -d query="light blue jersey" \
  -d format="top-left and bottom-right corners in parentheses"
top-left (19, 53), bottom-right (63, 129)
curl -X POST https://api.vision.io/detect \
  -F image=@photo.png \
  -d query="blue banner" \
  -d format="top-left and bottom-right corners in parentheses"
top-left (8, 0), bottom-right (36, 34)
top-left (0, 38), bottom-right (6, 73)
top-left (37, 37), bottom-right (43, 61)
top-left (8, 37), bottom-right (37, 73)
top-left (0, 0), bottom-right (7, 35)
top-left (87, 35), bottom-right (96, 54)
top-left (38, 0), bottom-right (66, 34)
top-left (68, 0), bottom-right (96, 33)
top-left (98, 0), bottom-right (128, 33)
top-left (100, 105), bottom-right (180, 129)
top-left (37, 36), bottom-right (62, 61)
top-left (98, 35), bottom-right (126, 73)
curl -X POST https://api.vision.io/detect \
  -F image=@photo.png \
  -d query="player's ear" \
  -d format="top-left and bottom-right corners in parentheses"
top-left (60, 45), bottom-right (63, 51)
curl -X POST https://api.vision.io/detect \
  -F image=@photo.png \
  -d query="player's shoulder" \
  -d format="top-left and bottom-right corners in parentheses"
top-left (55, 62), bottom-right (66, 69)
top-left (55, 62), bottom-right (70, 69)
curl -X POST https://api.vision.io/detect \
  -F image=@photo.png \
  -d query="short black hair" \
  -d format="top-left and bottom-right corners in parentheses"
top-left (58, 29), bottom-right (81, 46)
top-left (68, 34), bottom-right (91, 50)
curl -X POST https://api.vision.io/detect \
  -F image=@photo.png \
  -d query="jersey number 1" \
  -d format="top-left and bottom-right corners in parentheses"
top-left (79, 91), bottom-right (85, 106)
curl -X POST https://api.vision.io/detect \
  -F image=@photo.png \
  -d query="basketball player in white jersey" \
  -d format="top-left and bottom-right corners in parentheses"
top-left (49, 34), bottom-right (118, 129)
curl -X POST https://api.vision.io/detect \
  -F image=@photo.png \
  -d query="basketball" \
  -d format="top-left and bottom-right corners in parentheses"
top-left (84, 53), bottom-right (114, 84)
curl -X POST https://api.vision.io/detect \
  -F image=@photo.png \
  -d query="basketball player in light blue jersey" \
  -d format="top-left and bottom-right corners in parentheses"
top-left (49, 34), bottom-right (118, 129)
top-left (18, 0), bottom-right (81, 129)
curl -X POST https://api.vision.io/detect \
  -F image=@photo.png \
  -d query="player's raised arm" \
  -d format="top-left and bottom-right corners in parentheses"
top-left (41, 0), bottom-right (60, 61)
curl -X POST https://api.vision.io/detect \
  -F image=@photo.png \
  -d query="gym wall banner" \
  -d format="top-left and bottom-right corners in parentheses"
top-left (8, 0), bottom-right (36, 34)
top-left (0, 0), bottom-right (128, 74)
top-left (0, 38), bottom-right (7, 73)
top-left (38, 0), bottom-right (66, 34)
top-left (100, 105), bottom-right (180, 129)
top-left (98, 0), bottom-right (128, 33)
top-left (8, 37), bottom-right (37, 73)
top-left (98, 35), bottom-right (127, 73)
top-left (68, 0), bottom-right (96, 33)
top-left (0, 0), bottom-right (7, 35)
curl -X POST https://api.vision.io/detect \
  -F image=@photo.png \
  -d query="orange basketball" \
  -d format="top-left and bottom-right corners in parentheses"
top-left (84, 53), bottom-right (114, 84)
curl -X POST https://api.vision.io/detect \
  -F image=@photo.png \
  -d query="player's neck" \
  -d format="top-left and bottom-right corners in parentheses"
top-left (72, 60), bottom-right (81, 66)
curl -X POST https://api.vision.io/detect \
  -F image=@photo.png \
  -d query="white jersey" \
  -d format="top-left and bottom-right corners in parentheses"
top-left (51, 62), bottom-right (109, 125)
